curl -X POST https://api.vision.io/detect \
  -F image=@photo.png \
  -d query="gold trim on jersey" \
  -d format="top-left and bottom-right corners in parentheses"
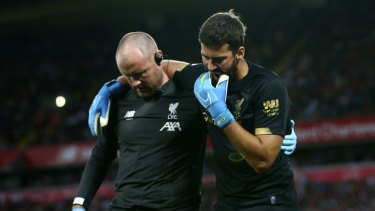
top-left (255, 127), bottom-right (273, 135)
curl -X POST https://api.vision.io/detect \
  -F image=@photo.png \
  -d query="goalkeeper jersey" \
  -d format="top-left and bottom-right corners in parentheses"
top-left (175, 62), bottom-right (297, 210)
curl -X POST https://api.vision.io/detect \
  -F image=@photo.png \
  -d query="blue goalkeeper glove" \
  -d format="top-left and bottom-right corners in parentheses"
top-left (88, 80), bottom-right (124, 136)
top-left (72, 208), bottom-right (86, 211)
top-left (194, 72), bottom-right (234, 128)
top-left (281, 120), bottom-right (297, 155)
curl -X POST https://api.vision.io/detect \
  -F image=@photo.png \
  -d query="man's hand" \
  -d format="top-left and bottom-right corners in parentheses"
top-left (72, 206), bottom-right (86, 211)
top-left (281, 120), bottom-right (297, 155)
top-left (88, 80), bottom-right (124, 136)
top-left (194, 72), bottom-right (234, 128)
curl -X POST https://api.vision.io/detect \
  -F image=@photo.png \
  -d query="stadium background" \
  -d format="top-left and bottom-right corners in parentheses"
top-left (0, 0), bottom-right (374, 210)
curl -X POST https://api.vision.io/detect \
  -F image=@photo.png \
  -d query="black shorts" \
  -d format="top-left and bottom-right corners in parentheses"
top-left (214, 189), bottom-right (298, 211)
top-left (108, 205), bottom-right (199, 211)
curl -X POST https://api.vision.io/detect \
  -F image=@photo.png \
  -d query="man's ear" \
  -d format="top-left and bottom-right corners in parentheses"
top-left (235, 46), bottom-right (245, 59)
top-left (154, 50), bottom-right (163, 66)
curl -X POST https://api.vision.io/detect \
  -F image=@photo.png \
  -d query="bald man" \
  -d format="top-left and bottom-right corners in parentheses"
top-left (72, 32), bottom-right (207, 211)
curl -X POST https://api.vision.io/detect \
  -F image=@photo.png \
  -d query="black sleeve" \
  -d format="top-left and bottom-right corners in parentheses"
top-left (254, 78), bottom-right (290, 136)
top-left (75, 105), bottom-right (118, 209)
top-left (173, 63), bottom-right (205, 90)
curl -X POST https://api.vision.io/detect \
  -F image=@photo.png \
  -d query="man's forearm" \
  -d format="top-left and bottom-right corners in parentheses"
top-left (223, 121), bottom-right (282, 173)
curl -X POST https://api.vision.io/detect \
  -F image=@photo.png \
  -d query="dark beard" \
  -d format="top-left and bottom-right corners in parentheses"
top-left (207, 59), bottom-right (238, 86)
top-left (226, 58), bottom-right (239, 79)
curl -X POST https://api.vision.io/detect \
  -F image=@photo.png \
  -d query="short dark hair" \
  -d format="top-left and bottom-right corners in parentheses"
top-left (198, 9), bottom-right (247, 52)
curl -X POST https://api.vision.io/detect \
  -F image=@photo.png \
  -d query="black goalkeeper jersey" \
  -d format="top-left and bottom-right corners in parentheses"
top-left (77, 76), bottom-right (206, 210)
top-left (176, 62), bottom-right (297, 210)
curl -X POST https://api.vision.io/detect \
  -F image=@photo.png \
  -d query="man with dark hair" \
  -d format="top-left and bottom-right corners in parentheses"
top-left (87, 9), bottom-right (298, 210)
top-left (192, 9), bottom-right (298, 210)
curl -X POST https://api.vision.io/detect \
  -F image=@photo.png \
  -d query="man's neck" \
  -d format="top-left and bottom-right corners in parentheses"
top-left (234, 59), bottom-right (249, 80)
top-left (159, 71), bottom-right (170, 87)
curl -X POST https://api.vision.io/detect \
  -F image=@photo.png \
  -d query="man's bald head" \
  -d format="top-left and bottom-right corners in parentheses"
top-left (115, 32), bottom-right (159, 67)
top-left (114, 32), bottom-right (168, 98)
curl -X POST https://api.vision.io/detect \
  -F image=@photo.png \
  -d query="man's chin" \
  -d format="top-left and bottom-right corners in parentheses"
top-left (136, 90), bottom-right (150, 97)
top-left (137, 88), bottom-right (158, 98)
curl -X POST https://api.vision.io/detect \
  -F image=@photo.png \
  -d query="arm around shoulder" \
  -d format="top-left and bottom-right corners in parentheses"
top-left (160, 59), bottom-right (189, 79)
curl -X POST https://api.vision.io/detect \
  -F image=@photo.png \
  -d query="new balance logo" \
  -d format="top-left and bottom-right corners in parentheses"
top-left (124, 110), bottom-right (136, 119)
top-left (160, 122), bottom-right (182, 132)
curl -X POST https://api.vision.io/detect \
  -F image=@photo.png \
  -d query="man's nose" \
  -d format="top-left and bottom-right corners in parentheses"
top-left (131, 79), bottom-right (141, 87)
top-left (206, 60), bottom-right (217, 71)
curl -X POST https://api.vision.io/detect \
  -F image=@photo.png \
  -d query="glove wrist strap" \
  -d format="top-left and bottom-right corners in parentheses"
top-left (214, 109), bottom-right (235, 128)
top-left (72, 208), bottom-right (86, 211)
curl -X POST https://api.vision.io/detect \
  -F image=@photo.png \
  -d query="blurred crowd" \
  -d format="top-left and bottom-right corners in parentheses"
top-left (0, 1), bottom-right (373, 149)
top-left (0, 32), bottom-right (115, 148)
top-left (283, 16), bottom-right (374, 122)
top-left (2, 179), bottom-right (375, 211)
top-left (0, 0), bottom-right (374, 210)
